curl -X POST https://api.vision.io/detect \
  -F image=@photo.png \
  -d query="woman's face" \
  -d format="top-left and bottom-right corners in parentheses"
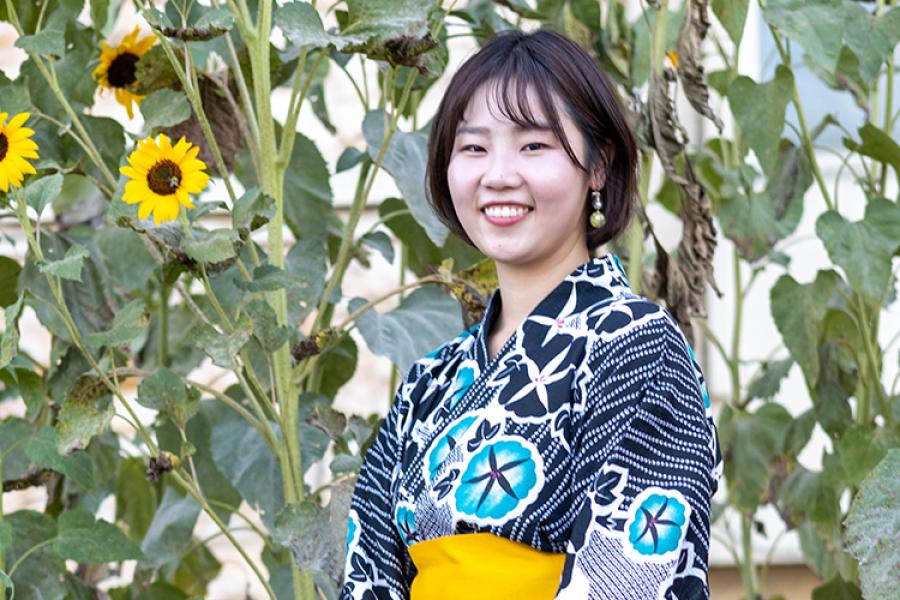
top-left (447, 82), bottom-right (596, 269)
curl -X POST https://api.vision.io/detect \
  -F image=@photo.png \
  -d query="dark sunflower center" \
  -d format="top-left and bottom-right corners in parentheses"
top-left (147, 160), bottom-right (182, 195)
top-left (0, 132), bottom-right (7, 162)
top-left (108, 52), bottom-right (140, 88)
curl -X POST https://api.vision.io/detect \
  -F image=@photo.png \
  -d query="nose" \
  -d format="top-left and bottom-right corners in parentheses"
top-left (481, 148), bottom-right (522, 189)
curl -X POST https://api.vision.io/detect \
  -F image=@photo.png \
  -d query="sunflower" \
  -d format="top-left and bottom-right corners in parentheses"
top-left (0, 112), bottom-right (39, 193)
top-left (94, 26), bottom-right (157, 119)
top-left (120, 134), bottom-right (210, 225)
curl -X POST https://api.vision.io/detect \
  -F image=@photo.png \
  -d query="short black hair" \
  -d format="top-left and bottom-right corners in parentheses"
top-left (426, 29), bottom-right (638, 251)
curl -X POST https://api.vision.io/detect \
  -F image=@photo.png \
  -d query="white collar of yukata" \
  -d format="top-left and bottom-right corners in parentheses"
top-left (474, 254), bottom-right (633, 359)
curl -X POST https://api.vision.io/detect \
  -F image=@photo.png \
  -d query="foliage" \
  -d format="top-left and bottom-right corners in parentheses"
top-left (0, 0), bottom-right (897, 599)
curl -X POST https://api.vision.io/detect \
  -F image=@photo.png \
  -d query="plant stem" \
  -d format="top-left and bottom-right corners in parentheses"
top-left (766, 23), bottom-right (834, 211)
top-left (730, 247), bottom-right (743, 405)
top-left (740, 512), bottom-right (758, 600)
top-left (159, 278), bottom-right (170, 367)
top-left (170, 470), bottom-right (277, 600)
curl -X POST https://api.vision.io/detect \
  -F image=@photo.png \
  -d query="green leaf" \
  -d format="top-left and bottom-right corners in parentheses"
top-left (140, 89), bottom-right (192, 131)
top-left (3, 510), bottom-right (65, 600)
top-left (210, 408), bottom-right (283, 527)
top-left (56, 375), bottom-right (114, 454)
top-left (349, 285), bottom-right (464, 374)
top-left (13, 367), bottom-right (44, 421)
top-left (194, 7), bottom-right (234, 30)
top-left (38, 243), bottom-right (90, 282)
top-left (285, 238), bottom-right (328, 326)
top-left (0, 417), bottom-right (33, 481)
top-left (845, 449), bottom-right (900, 600)
top-left (245, 298), bottom-right (290, 353)
top-left (718, 403), bottom-right (792, 512)
top-left (0, 568), bottom-right (12, 600)
top-left (363, 110), bottom-right (448, 246)
top-left (26, 173), bottom-right (64, 217)
top-left (779, 466), bottom-right (840, 535)
top-left (81, 115), bottom-right (125, 184)
top-left (140, 488), bottom-right (201, 568)
top-left (184, 229), bottom-right (238, 264)
top-left (193, 322), bottom-right (250, 369)
top-left (835, 425), bottom-right (888, 488)
top-left (315, 333), bottom-right (358, 399)
top-left (0, 293), bottom-right (24, 370)
top-left (232, 187), bottom-right (276, 233)
top-left (24, 427), bottom-right (93, 488)
top-left (277, 1), bottom-right (337, 49)
top-left (360, 231), bottom-right (395, 264)
top-left (727, 65), bottom-right (794, 177)
top-left (116, 457), bottom-right (159, 541)
top-left (340, 0), bottom-right (438, 62)
top-left (746, 358), bottom-right (793, 402)
top-left (15, 10), bottom-right (67, 57)
top-left (712, 0), bottom-right (750, 45)
top-left (762, 0), bottom-right (846, 74)
top-left (53, 508), bottom-right (144, 563)
top-left (272, 501), bottom-right (333, 572)
top-left (234, 264), bottom-right (310, 293)
top-left (95, 228), bottom-right (156, 293)
top-left (843, 3), bottom-right (900, 85)
top-left (0, 256), bottom-right (21, 308)
top-left (137, 367), bottom-right (201, 428)
top-left (815, 197), bottom-right (900, 307)
top-left (770, 270), bottom-right (842, 384)
top-left (86, 299), bottom-right (149, 348)
top-left (812, 575), bottom-right (863, 600)
top-left (330, 453), bottom-right (362, 475)
top-left (843, 123), bottom-right (900, 183)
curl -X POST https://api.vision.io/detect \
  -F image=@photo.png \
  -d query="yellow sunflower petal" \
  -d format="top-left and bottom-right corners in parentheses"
top-left (138, 197), bottom-right (155, 220)
top-left (0, 167), bottom-right (9, 192)
top-left (6, 112), bottom-right (30, 130)
top-left (9, 155), bottom-right (37, 176)
top-left (158, 134), bottom-right (173, 152)
top-left (0, 112), bottom-right (8, 125)
top-left (9, 127), bottom-right (35, 141)
top-left (120, 165), bottom-right (144, 179)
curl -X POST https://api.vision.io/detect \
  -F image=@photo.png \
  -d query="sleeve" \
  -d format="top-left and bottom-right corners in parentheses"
top-left (555, 309), bottom-right (721, 600)
top-left (341, 384), bottom-right (416, 600)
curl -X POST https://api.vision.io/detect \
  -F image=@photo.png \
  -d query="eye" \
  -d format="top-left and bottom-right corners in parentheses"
top-left (523, 142), bottom-right (547, 151)
top-left (461, 144), bottom-right (484, 153)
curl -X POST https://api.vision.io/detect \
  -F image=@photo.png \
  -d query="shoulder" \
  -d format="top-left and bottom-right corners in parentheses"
top-left (578, 295), bottom-right (694, 380)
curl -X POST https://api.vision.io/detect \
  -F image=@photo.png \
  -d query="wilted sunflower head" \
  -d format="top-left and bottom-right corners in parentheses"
top-left (0, 111), bottom-right (39, 193)
top-left (94, 26), bottom-right (157, 119)
top-left (120, 134), bottom-right (209, 225)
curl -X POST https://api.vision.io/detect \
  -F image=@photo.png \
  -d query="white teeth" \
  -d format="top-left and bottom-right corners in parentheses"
top-left (484, 205), bottom-right (529, 218)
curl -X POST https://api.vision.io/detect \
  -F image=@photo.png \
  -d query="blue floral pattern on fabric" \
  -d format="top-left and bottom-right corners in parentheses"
top-left (626, 489), bottom-right (689, 557)
top-left (448, 365), bottom-right (476, 411)
top-left (394, 504), bottom-right (417, 546)
top-left (425, 415), bottom-right (477, 481)
top-left (454, 439), bottom-right (538, 520)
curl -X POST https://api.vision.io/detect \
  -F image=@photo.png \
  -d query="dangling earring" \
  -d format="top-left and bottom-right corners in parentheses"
top-left (589, 189), bottom-right (606, 229)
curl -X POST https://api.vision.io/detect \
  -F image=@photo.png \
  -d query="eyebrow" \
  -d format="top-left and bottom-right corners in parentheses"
top-left (456, 123), bottom-right (553, 135)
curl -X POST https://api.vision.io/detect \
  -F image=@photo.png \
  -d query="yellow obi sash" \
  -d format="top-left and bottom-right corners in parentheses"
top-left (408, 532), bottom-right (565, 599)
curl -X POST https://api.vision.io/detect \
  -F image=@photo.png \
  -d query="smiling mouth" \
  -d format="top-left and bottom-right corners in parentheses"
top-left (481, 205), bottom-right (533, 218)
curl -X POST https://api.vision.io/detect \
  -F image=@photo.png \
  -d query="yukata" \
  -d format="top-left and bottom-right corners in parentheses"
top-left (341, 254), bottom-right (723, 600)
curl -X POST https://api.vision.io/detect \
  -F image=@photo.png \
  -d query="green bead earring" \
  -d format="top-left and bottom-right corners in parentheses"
top-left (589, 189), bottom-right (606, 229)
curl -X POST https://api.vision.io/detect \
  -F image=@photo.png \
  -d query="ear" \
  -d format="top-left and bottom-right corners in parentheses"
top-left (589, 141), bottom-right (615, 190)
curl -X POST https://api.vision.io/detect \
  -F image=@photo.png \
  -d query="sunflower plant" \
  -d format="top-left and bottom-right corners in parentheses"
top-left (0, 1), bottom-right (898, 600)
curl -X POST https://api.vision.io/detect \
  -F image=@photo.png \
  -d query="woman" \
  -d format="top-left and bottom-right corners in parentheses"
top-left (341, 29), bottom-right (722, 600)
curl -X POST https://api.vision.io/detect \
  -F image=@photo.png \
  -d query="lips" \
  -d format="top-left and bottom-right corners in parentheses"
top-left (481, 203), bottom-right (532, 226)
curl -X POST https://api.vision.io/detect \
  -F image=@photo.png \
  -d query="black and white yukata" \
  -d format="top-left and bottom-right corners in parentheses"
top-left (341, 254), bottom-right (723, 599)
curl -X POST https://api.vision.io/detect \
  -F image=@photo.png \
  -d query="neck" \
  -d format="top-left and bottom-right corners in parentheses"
top-left (492, 245), bottom-right (592, 333)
